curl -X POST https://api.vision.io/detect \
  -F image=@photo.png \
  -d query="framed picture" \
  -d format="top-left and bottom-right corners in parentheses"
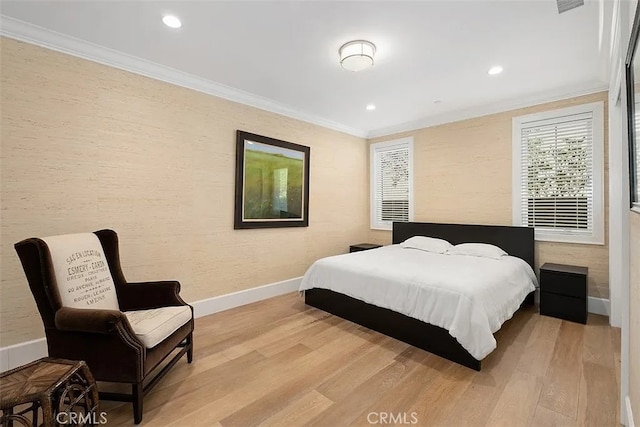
top-left (626, 3), bottom-right (640, 210)
top-left (234, 130), bottom-right (310, 229)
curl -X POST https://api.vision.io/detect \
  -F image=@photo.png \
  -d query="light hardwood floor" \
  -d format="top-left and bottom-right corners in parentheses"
top-left (102, 293), bottom-right (620, 426)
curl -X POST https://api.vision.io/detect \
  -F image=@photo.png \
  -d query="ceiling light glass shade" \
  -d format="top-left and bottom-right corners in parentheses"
top-left (339, 40), bottom-right (376, 72)
top-left (488, 65), bottom-right (503, 75)
top-left (162, 15), bottom-right (182, 29)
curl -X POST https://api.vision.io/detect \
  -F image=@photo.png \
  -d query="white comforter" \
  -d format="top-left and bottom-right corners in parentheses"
top-left (299, 245), bottom-right (537, 360)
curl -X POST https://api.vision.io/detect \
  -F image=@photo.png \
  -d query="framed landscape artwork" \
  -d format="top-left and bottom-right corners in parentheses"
top-left (234, 131), bottom-right (310, 229)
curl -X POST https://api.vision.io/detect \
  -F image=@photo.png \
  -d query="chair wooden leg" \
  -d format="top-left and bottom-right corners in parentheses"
top-left (187, 333), bottom-right (193, 363)
top-left (132, 382), bottom-right (143, 424)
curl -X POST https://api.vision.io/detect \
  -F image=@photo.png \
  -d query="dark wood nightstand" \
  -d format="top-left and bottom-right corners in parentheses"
top-left (539, 263), bottom-right (588, 324)
top-left (349, 243), bottom-right (382, 253)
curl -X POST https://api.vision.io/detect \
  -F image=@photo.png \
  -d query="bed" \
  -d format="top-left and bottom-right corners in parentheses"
top-left (300, 222), bottom-right (537, 371)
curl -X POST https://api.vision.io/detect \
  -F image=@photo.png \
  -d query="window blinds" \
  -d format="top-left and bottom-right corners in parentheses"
top-left (517, 112), bottom-right (594, 234)
top-left (372, 141), bottom-right (411, 228)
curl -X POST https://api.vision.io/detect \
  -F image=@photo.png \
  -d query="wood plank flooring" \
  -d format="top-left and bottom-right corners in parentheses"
top-left (101, 293), bottom-right (620, 426)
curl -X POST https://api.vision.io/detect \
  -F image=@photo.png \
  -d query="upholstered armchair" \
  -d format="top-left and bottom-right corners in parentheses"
top-left (14, 229), bottom-right (194, 424)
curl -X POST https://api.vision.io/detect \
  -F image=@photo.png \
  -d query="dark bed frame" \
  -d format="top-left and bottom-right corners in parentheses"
top-left (305, 222), bottom-right (535, 371)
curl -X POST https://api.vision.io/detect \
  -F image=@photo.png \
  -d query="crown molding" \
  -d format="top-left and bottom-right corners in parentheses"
top-left (0, 15), bottom-right (367, 138)
top-left (0, 15), bottom-right (609, 141)
top-left (366, 82), bottom-right (609, 139)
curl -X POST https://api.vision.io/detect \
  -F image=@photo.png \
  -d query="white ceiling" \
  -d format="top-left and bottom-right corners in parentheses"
top-left (0, 1), bottom-right (610, 137)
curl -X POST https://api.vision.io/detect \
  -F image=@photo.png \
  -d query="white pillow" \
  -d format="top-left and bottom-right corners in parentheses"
top-left (401, 236), bottom-right (452, 254)
top-left (446, 243), bottom-right (507, 260)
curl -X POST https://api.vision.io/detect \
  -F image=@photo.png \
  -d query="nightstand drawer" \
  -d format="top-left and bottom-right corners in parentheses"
top-left (540, 269), bottom-right (587, 299)
top-left (540, 291), bottom-right (587, 324)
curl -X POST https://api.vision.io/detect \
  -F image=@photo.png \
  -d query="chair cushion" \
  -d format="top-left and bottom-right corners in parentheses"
top-left (42, 233), bottom-right (120, 310)
top-left (124, 306), bottom-right (192, 348)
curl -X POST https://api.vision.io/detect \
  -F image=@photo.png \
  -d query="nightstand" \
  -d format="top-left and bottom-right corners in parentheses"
top-left (349, 243), bottom-right (382, 253)
top-left (539, 263), bottom-right (588, 324)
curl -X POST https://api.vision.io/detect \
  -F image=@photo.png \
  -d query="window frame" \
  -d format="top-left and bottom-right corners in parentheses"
top-left (370, 137), bottom-right (414, 231)
top-left (512, 102), bottom-right (605, 245)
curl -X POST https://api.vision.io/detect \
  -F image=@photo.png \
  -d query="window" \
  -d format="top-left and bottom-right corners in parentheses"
top-left (370, 137), bottom-right (413, 230)
top-left (512, 102), bottom-right (604, 244)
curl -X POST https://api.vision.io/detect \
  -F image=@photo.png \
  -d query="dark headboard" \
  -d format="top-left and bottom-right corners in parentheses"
top-left (392, 222), bottom-right (535, 269)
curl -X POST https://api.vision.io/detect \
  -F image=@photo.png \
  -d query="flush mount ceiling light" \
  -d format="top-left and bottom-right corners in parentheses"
top-left (366, 104), bottom-right (376, 111)
top-left (162, 14), bottom-right (182, 29)
top-left (339, 40), bottom-right (376, 72)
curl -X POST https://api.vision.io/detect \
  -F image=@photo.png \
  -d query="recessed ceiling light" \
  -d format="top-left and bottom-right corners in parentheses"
top-left (366, 104), bottom-right (376, 111)
top-left (162, 15), bottom-right (182, 29)
top-left (488, 65), bottom-right (503, 75)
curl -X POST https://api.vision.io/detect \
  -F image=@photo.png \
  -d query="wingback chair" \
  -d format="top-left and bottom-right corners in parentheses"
top-left (14, 229), bottom-right (194, 424)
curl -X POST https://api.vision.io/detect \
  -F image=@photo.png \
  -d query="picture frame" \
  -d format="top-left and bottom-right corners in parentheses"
top-left (234, 130), bottom-right (310, 229)
top-left (625, 3), bottom-right (640, 210)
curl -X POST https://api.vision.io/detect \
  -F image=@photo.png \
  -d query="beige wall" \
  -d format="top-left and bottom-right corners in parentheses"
top-left (0, 38), bottom-right (369, 347)
top-left (630, 212), bottom-right (640, 422)
top-left (368, 92), bottom-right (610, 298)
top-left (0, 35), bottom-right (613, 350)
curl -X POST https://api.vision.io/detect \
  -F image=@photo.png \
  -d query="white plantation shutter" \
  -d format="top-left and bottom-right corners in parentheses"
top-left (371, 138), bottom-right (413, 230)
top-left (513, 103), bottom-right (604, 244)
top-left (520, 113), bottom-right (592, 230)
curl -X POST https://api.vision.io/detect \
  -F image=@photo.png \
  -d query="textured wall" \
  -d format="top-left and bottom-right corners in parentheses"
top-left (0, 38), bottom-right (369, 346)
top-left (368, 92), bottom-right (609, 298)
top-left (0, 35), bottom-right (613, 350)
top-left (630, 212), bottom-right (640, 421)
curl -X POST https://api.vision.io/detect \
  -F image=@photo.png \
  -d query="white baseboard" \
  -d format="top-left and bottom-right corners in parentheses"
top-left (0, 337), bottom-right (48, 372)
top-left (627, 396), bottom-right (635, 427)
top-left (0, 279), bottom-right (609, 372)
top-left (0, 347), bottom-right (6, 372)
top-left (191, 276), bottom-right (302, 318)
top-left (588, 296), bottom-right (610, 316)
top-left (0, 277), bottom-right (302, 371)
